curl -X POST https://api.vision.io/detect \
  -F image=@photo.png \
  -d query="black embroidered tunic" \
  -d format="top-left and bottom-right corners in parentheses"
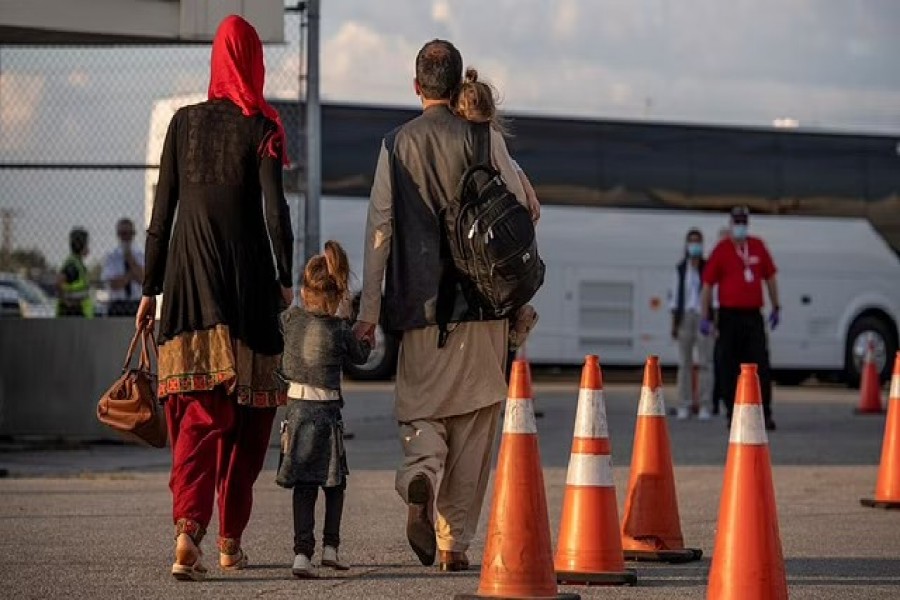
top-left (144, 99), bottom-right (293, 406)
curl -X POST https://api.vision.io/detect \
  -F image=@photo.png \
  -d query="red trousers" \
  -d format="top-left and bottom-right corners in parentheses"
top-left (166, 389), bottom-right (275, 551)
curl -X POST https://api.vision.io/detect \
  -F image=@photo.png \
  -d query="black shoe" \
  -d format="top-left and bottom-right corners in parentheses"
top-left (765, 417), bottom-right (777, 431)
top-left (406, 475), bottom-right (436, 566)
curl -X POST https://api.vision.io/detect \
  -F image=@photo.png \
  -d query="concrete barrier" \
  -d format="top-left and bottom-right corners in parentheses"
top-left (0, 319), bottom-right (293, 444)
top-left (0, 318), bottom-right (137, 440)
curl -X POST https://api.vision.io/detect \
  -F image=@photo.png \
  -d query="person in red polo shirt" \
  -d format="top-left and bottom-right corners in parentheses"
top-left (700, 206), bottom-right (780, 430)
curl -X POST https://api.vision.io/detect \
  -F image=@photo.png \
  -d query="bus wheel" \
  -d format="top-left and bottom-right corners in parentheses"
top-left (845, 315), bottom-right (897, 388)
top-left (344, 323), bottom-right (399, 381)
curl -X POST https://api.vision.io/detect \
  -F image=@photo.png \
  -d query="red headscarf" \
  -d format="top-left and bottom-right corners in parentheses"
top-left (208, 14), bottom-right (289, 165)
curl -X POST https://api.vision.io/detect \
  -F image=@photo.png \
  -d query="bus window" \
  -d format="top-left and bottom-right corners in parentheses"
top-left (865, 137), bottom-right (900, 254)
top-left (508, 116), bottom-right (602, 206)
top-left (781, 134), bottom-right (866, 218)
top-left (689, 129), bottom-right (780, 211)
top-left (599, 124), bottom-right (692, 210)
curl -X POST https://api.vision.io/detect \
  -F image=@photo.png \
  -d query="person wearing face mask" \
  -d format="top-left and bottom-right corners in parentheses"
top-left (101, 217), bottom-right (145, 316)
top-left (700, 206), bottom-right (780, 431)
top-left (668, 228), bottom-right (714, 420)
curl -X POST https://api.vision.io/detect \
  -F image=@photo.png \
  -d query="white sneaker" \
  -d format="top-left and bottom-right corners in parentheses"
top-left (292, 554), bottom-right (317, 579)
top-left (321, 546), bottom-right (350, 571)
top-left (698, 407), bottom-right (712, 421)
top-left (676, 407), bottom-right (690, 420)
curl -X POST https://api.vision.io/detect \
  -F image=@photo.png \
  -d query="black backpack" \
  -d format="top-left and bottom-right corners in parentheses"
top-left (436, 158), bottom-right (546, 347)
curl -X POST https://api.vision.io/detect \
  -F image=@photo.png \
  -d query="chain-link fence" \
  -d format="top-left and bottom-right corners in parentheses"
top-left (0, 9), bottom-right (305, 317)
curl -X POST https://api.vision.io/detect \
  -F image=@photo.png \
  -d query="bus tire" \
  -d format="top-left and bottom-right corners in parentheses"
top-left (844, 314), bottom-right (898, 388)
top-left (344, 323), bottom-right (399, 381)
top-left (343, 294), bottom-right (399, 381)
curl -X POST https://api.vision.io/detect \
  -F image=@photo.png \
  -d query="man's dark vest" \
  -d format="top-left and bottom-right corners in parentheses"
top-left (382, 105), bottom-right (487, 332)
top-left (672, 257), bottom-right (706, 327)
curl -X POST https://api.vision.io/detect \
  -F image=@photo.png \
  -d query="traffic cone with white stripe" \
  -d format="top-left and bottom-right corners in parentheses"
top-left (621, 356), bottom-right (702, 563)
top-left (707, 363), bottom-right (787, 600)
top-left (861, 351), bottom-right (900, 509)
top-left (854, 336), bottom-right (884, 414)
top-left (554, 355), bottom-right (637, 586)
top-left (456, 360), bottom-right (579, 600)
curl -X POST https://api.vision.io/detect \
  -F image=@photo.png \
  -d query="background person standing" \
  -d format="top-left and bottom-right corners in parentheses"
top-left (56, 227), bottom-right (93, 318)
top-left (701, 206), bottom-right (780, 430)
top-left (101, 217), bottom-right (144, 316)
top-left (668, 228), bottom-right (713, 420)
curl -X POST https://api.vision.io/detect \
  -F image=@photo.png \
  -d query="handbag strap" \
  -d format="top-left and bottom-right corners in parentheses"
top-left (138, 325), bottom-right (159, 372)
top-left (121, 328), bottom-right (144, 373)
top-left (122, 324), bottom-right (159, 373)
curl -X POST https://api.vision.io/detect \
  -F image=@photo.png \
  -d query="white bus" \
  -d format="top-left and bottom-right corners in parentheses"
top-left (146, 96), bottom-right (900, 386)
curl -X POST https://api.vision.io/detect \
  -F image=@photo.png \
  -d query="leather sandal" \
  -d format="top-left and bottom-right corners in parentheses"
top-left (171, 533), bottom-right (208, 581)
top-left (219, 548), bottom-right (249, 571)
top-left (438, 550), bottom-right (470, 572)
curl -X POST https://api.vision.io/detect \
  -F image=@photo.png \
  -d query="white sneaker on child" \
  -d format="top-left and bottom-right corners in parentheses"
top-left (698, 407), bottom-right (712, 421)
top-left (676, 407), bottom-right (690, 420)
top-left (321, 546), bottom-right (350, 571)
top-left (292, 554), bottom-right (317, 579)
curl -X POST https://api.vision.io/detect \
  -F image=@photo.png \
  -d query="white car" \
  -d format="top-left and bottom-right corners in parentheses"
top-left (0, 273), bottom-right (56, 318)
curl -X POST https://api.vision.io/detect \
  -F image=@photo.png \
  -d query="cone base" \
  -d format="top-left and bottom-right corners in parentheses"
top-left (556, 569), bottom-right (637, 586)
top-left (853, 408), bottom-right (885, 415)
top-left (860, 497), bottom-right (900, 509)
top-left (624, 547), bottom-right (702, 563)
top-left (455, 594), bottom-right (580, 600)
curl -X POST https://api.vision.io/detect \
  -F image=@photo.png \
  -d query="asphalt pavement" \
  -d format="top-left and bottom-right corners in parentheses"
top-left (1, 380), bottom-right (898, 599)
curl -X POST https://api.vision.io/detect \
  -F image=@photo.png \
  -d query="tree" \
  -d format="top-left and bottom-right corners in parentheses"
top-left (0, 247), bottom-right (49, 275)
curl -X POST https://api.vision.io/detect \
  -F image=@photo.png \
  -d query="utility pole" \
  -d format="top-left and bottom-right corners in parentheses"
top-left (0, 208), bottom-right (19, 263)
top-left (304, 0), bottom-right (321, 263)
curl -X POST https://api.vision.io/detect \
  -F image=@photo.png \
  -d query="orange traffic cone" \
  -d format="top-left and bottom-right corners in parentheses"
top-left (554, 355), bottom-right (637, 586)
top-left (707, 363), bottom-right (787, 600)
top-left (855, 336), bottom-right (884, 414)
top-left (456, 360), bottom-right (579, 600)
top-left (861, 351), bottom-right (900, 509)
top-left (621, 356), bottom-right (702, 563)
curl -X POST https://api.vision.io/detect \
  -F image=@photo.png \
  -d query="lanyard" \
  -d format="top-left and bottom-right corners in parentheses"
top-left (735, 241), bottom-right (754, 283)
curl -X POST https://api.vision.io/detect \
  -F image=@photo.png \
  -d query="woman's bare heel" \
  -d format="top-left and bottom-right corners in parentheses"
top-left (172, 533), bottom-right (208, 581)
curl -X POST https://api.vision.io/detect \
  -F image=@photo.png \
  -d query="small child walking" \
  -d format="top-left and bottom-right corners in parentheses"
top-left (276, 240), bottom-right (371, 578)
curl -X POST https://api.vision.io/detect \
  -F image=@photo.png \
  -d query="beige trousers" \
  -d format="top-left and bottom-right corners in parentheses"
top-left (677, 311), bottom-right (714, 411)
top-left (395, 402), bottom-right (502, 553)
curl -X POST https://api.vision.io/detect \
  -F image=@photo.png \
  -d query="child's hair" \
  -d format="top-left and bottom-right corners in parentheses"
top-left (301, 240), bottom-right (350, 315)
top-left (454, 67), bottom-right (509, 135)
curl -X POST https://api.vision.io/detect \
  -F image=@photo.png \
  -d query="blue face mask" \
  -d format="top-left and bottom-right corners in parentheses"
top-left (686, 242), bottom-right (703, 257)
top-left (732, 224), bottom-right (748, 240)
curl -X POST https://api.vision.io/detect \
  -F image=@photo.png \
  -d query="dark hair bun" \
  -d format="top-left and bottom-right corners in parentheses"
top-left (464, 67), bottom-right (479, 83)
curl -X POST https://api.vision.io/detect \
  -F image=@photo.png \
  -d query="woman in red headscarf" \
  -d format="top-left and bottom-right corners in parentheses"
top-left (136, 14), bottom-right (293, 581)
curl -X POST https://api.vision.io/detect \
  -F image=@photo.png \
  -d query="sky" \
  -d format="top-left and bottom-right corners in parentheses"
top-left (1, 0), bottom-right (899, 266)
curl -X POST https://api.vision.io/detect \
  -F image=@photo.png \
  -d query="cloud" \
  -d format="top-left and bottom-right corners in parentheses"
top-left (0, 72), bottom-right (45, 151)
top-left (432, 0), bottom-right (451, 26)
top-left (552, 0), bottom-right (579, 40)
top-left (322, 21), bottom-right (420, 104)
top-left (315, 0), bottom-right (900, 132)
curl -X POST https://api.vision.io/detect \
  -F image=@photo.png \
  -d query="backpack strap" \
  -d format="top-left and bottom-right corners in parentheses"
top-left (435, 123), bottom-right (493, 348)
top-left (435, 208), bottom-right (457, 349)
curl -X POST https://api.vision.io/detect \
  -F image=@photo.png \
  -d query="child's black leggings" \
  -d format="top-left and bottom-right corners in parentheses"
top-left (293, 483), bottom-right (345, 558)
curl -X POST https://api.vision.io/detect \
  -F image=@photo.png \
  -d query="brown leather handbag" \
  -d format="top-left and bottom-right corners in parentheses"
top-left (97, 325), bottom-right (167, 448)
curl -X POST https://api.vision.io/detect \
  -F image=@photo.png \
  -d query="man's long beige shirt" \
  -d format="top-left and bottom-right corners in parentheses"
top-left (360, 126), bottom-right (527, 422)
